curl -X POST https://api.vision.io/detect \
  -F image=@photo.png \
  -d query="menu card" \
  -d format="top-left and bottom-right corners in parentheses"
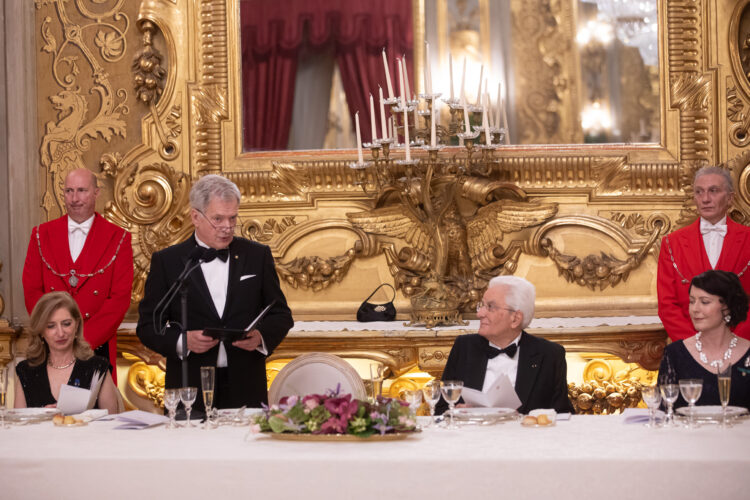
top-left (460, 375), bottom-right (522, 409)
top-left (57, 370), bottom-right (105, 415)
top-left (115, 410), bottom-right (169, 430)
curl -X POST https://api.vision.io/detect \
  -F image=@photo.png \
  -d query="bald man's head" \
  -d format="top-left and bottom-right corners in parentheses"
top-left (63, 169), bottom-right (99, 223)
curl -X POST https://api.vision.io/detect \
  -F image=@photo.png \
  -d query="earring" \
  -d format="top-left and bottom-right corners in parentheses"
top-left (725, 314), bottom-right (732, 324)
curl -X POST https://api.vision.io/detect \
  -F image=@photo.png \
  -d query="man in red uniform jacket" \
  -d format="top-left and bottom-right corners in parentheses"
top-left (657, 166), bottom-right (750, 341)
top-left (22, 168), bottom-right (133, 382)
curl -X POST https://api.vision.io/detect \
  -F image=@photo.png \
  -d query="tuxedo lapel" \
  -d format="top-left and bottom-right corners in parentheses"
top-left (464, 336), bottom-right (490, 390)
top-left (182, 237), bottom-right (221, 321)
top-left (515, 332), bottom-right (543, 406)
top-left (222, 238), bottom-right (243, 321)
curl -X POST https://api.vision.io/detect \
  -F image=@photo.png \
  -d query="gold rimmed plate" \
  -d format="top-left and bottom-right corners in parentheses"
top-left (264, 431), bottom-right (419, 442)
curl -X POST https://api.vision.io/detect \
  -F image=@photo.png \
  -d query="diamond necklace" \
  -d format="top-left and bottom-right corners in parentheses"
top-left (695, 331), bottom-right (738, 368)
top-left (48, 358), bottom-right (75, 370)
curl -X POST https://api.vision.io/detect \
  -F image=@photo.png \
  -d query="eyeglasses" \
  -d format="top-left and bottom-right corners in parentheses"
top-left (196, 209), bottom-right (238, 232)
top-left (476, 302), bottom-right (515, 314)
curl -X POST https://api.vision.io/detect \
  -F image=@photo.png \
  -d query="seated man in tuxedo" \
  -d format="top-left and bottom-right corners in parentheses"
top-left (137, 175), bottom-right (294, 410)
top-left (658, 166), bottom-right (750, 340)
top-left (438, 276), bottom-right (573, 415)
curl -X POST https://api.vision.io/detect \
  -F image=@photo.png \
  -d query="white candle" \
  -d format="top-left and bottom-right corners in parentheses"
top-left (398, 59), bottom-right (407, 108)
top-left (488, 84), bottom-right (496, 128)
top-left (369, 93), bottom-right (378, 142)
top-left (379, 86), bottom-right (388, 140)
top-left (495, 82), bottom-right (502, 131)
top-left (382, 49), bottom-right (395, 99)
top-left (355, 111), bottom-right (364, 163)
top-left (449, 52), bottom-right (454, 100)
top-left (424, 42), bottom-right (432, 94)
top-left (399, 65), bottom-right (411, 160)
top-left (475, 64), bottom-right (483, 105)
top-left (459, 57), bottom-right (467, 102)
top-left (501, 96), bottom-right (510, 145)
top-left (482, 94), bottom-right (492, 146)
top-left (402, 56), bottom-right (412, 102)
top-left (462, 97), bottom-right (471, 134)
top-left (389, 116), bottom-right (395, 143)
top-left (430, 98), bottom-right (436, 147)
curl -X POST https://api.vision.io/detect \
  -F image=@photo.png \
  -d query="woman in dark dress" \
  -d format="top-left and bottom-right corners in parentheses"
top-left (658, 270), bottom-right (750, 410)
top-left (14, 291), bottom-right (120, 413)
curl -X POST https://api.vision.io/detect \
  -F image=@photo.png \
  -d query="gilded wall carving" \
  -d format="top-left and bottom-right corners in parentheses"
top-left (30, 0), bottom-right (750, 326)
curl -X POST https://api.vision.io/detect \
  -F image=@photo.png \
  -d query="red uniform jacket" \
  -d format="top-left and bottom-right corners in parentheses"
top-left (657, 218), bottom-right (750, 341)
top-left (22, 213), bottom-right (134, 382)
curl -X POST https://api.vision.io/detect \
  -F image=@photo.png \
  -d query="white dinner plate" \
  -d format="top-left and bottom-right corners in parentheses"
top-left (450, 407), bottom-right (518, 424)
top-left (5, 408), bottom-right (60, 423)
top-left (676, 405), bottom-right (748, 420)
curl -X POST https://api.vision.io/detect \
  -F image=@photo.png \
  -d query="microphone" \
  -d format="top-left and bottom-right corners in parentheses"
top-left (186, 245), bottom-right (206, 263)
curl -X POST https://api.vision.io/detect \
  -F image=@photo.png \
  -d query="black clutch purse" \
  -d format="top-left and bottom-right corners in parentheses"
top-left (356, 283), bottom-right (397, 322)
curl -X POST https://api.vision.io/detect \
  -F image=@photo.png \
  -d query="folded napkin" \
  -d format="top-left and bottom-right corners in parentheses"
top-left (114, 410), bottom-right (169, 430)
top-left (621, 407), bottom-right (664, 424)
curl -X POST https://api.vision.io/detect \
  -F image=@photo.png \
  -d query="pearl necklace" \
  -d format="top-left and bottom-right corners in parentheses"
top-left (48, 358), bottom-right (75, 370)
top-left (695, 331), bottom-right (738, 368)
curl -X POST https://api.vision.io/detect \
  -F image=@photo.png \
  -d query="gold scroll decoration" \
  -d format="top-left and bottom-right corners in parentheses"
top-left (530, 213), bottom-right (669, 291)
top-left (728, 0), bottom-right (750, 148)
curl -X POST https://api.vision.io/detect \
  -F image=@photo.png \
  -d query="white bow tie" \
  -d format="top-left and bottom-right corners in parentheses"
top-left (700, 222), bottom-right (727, 236)
top-left (69, 223), bottom-right (90, 236)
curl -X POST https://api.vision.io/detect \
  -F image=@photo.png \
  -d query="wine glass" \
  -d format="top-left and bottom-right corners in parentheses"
top-left (678, 379), bottom-right (703, 428)
top-left (403, 389), bottom-right (423, 417)
top-left (163, 388), bottom-right (180, 429)
top-left (641, 384), bottom-right (662, 428)
top-left (717, 362), bottom-right (732, 428)
top-left (440, 380), bottom-right (463, 429)
top-left (369, 364), bottom-right (385, 402)
top-left (660, 384), bottom-right (679, 427)
top-left (0, 366), bottom-right (8, 429)
top-left (179, 386), bottom-right (198, 428)
top-left (200, 366), bottom-right (216, 429)
top-left (421, 380), bottom-right (441, 427)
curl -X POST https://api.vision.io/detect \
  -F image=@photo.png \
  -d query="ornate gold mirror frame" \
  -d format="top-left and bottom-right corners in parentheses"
top-left (34, 0), bottom-right (750, 323)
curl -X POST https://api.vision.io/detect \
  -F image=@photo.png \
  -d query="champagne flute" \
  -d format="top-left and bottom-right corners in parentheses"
top-left (369, 364), bottom-right (385, 402)
top-left (641, 384), bottom-right (662, 428)
top-left (421, 380), bottom-right (441, 427)
top-left (678, 379), bottom-right (703, 428)
top-left (0, 366), bottom-right (8, 429)
top-left (163, 388), bottom-right (181, 429)
top-left (717, 362), bottom-right (732, 428)
top-left (179, 386), bottom-right (198, 428)
top-left (660, 384), bottom-right (679, 427)
top-left (200, 366), bottom-right (216, 429)
top-left (440, 380), bottom-right (463, 429)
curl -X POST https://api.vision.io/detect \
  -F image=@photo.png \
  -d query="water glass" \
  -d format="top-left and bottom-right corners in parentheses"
top-left (440, 380), bottom-right (463, 429)
top-left (660, 384), bottom-right (679, 427)
top-left (421, 380), bottom-right (441, 427)
top-left (163, 388), bottom-right (181, 429)
top-left (200, 366), bottom-right (216, 429)
top-left (641, 384), bottom-right (661, 428)
top-left (0, 366), bottom-right (8, 429)
top-left (403, 389), bottom-right (423, 417)
top-left (179, 386), bottom-right (198, 428)
top-left (717, 363), bottom-right (732, 428)
top-left (678, 379), bottom-right (703, 428)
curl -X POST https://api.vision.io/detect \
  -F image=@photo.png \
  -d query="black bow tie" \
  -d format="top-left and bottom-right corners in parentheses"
top-left (215, 248), bottom-right (229, 262)
top-left (488, 343), bottom-right (517, 359)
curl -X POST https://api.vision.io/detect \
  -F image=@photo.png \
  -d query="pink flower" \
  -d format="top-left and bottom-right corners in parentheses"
top-left (320, 416), bottom-right (347, 434)
top-left (324, 394), bottom-right (359, 421)
top-left (304, 398), bottom-right (319, 411)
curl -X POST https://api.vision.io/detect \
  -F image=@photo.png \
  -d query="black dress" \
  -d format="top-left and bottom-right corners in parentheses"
top-left (15, 356), bottom-right (111, 408)
top-left (657, 340), bottom-right (750, 410)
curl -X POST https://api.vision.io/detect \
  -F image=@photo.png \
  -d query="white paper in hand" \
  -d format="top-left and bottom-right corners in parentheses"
top-left (56, 371), bottom-right (105, 415)
top-left (460, 375), bottom-right (522, 409)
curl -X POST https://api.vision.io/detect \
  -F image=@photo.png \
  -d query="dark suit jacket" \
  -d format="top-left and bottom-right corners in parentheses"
top-left (437, 332), bottom-right (573, 414)
top-left (136, 234), bottom-right (293, 409)
top-left (657, 218), bottom-right (750, 341)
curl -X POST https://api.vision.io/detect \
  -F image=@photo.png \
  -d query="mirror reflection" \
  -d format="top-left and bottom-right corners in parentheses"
top-left (240, 0), bottom-right (659, 152)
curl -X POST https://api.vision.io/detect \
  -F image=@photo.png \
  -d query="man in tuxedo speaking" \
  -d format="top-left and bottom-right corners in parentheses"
top-left (438, 276), bottom-right (573, 414)
top-left (137, 175), bottom-right (293, 410)
top-left (657, 166), bottom-right (750, 340)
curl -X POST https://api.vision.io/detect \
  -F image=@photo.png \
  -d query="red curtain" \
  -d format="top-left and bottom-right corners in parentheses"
top-left (240, 0), bottom-right (413, 150)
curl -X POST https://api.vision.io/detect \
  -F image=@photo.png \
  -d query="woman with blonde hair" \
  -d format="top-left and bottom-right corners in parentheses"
top-left (14, 291), bottom-right (120, 413)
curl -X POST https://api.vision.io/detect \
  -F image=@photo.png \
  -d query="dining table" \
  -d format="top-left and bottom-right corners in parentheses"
top-left (1, 412), bottom-right (748, 499)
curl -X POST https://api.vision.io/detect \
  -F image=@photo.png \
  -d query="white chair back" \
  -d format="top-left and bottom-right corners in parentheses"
top-left (268, 353), bottom-right (367, 404)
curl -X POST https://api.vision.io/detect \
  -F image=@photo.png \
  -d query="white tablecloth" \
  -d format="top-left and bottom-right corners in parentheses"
top-left (1, 415), bottom-right (748, 500)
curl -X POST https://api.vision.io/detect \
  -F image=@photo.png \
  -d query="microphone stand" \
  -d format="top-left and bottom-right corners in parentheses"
top-left (180, 281), bottom-right (189, 388)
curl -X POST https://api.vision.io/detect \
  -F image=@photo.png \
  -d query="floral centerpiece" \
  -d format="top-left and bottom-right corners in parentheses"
top-left (252, 387), bottom-right (417, 437)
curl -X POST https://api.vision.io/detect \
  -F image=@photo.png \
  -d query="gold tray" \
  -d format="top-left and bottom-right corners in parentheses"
top-left (265, 432), bottom-right (417, 442)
